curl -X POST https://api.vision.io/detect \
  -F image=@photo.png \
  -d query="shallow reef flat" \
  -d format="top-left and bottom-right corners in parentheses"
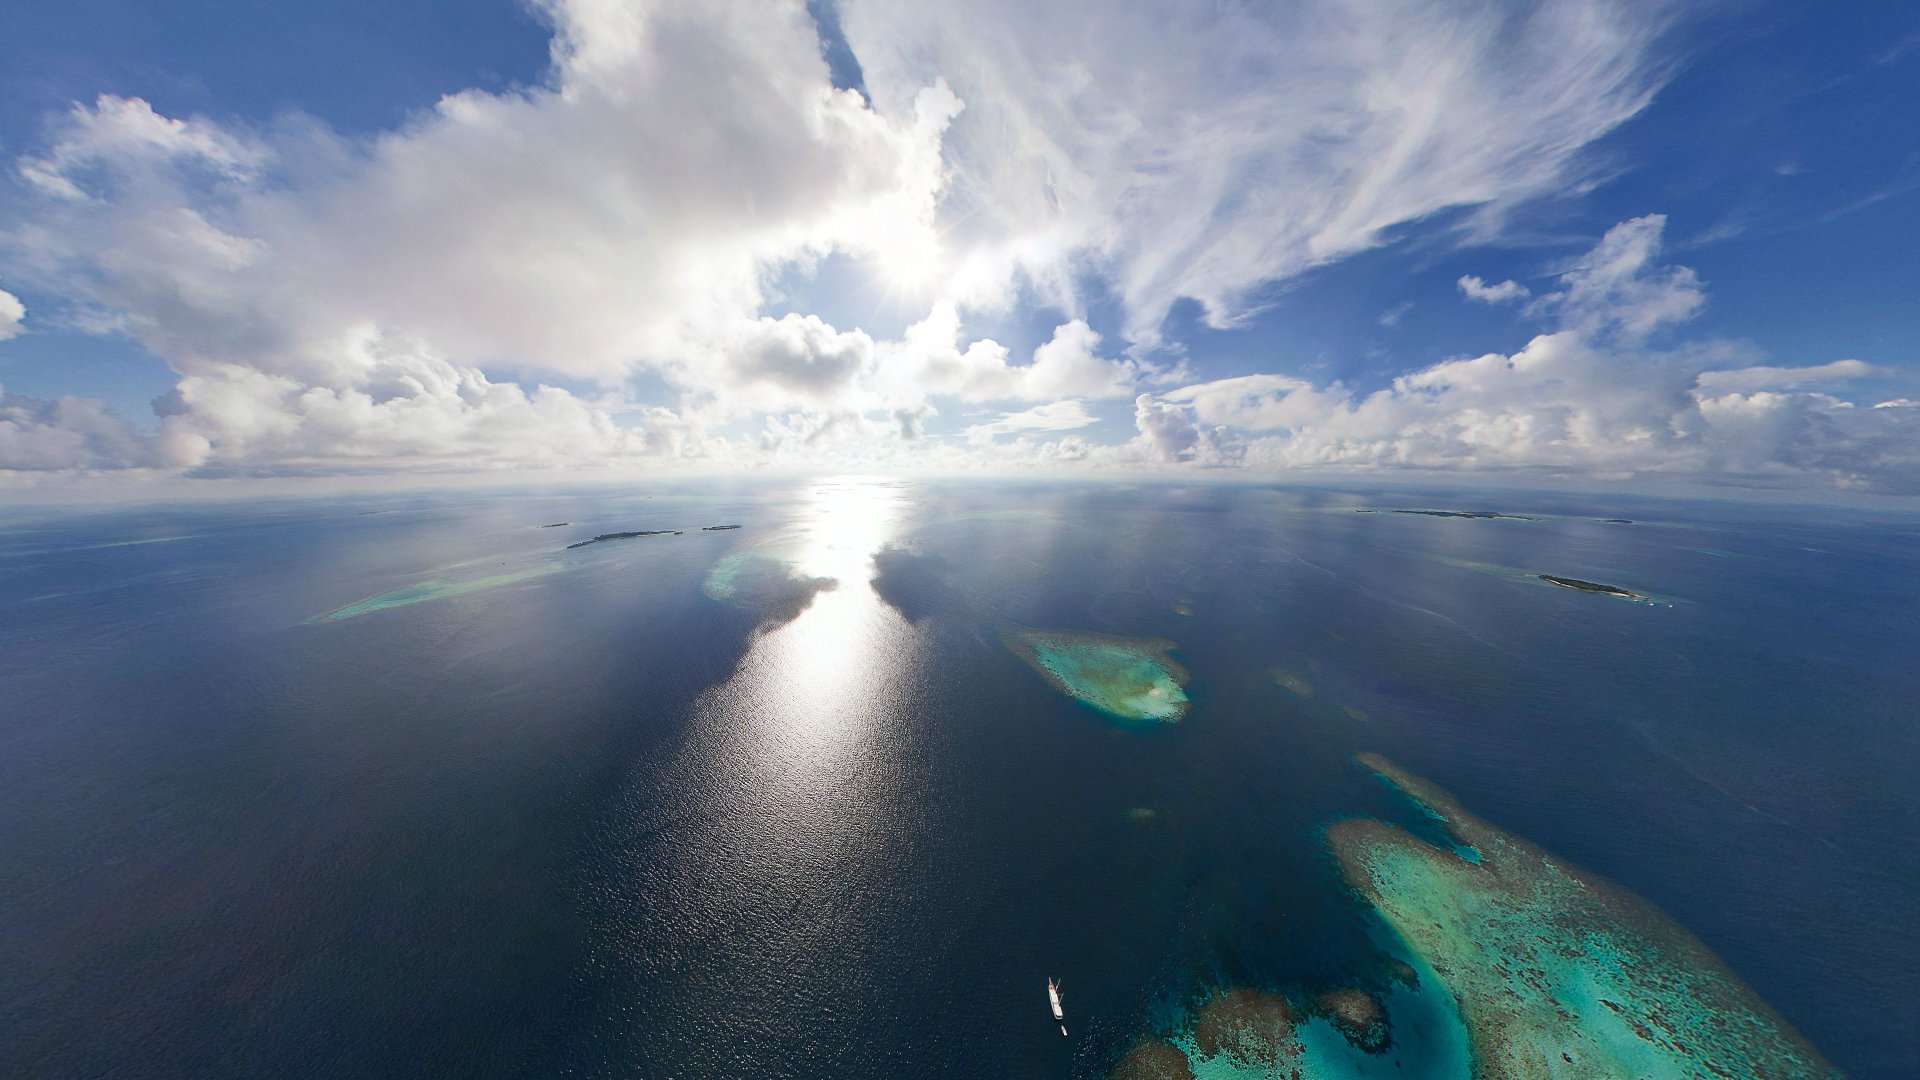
top-left (315, 564), bottom-right (563, 621)
top-left (1000, 626), bottom-right (1190, 724)
top-left (700, 548), bottom-right (836, 628)
top-left (1112, 964), bottom-right (1469, 1079)
top-left (1328, 754), bottom-right (1842, 1079)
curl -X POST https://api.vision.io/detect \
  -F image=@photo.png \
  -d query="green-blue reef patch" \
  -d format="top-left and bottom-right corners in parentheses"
top-left (1112, 965), bottom-right (1470, 1080)
top-left (700, 548), bottom-right (836, 629)
top-left (1112, 757), bottom-right (1839, 1078)
top-left (1326, 754), bottom-right (1841, 1079)
top-left (1001, 626), bottom-right (1190, 724)
top-left (315, 565), bottom-right (564, 622)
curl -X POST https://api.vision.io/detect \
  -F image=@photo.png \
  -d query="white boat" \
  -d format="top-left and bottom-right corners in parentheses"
top-left (1047, 978), bottom-right (1066, 1036)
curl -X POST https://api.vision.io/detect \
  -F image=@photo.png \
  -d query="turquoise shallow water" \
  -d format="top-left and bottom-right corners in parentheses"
top-left (0, 480), bottom-right (1914, 1077)
top-left (1007, 628), bottom-right (1191, 724)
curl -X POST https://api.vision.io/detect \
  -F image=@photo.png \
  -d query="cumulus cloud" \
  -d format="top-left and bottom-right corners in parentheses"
top-left (842, 0), bottom-right (1678, 343)
top-left (0, 288), bottom-right (25, 341)
top-left (714, 314), bottom-right (877, 410)
top-left (881, 306), bottom-right (1157, 405)
top-left (2, 2), bottom-right (1912, 495)
top-left (1128, 216), bottom-right (1919, 492)
top-left (2, 0), bottom-right (960, 467)
top-left (1457, 275), bottom-right (1529, 304)
top-left (0, 385), bottom-right (157, 470)
top-left (1530, 214), bottom-right (1705, 340)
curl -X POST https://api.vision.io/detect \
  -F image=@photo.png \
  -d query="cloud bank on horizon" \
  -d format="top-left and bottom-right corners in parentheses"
top-left (0, 0), bottom-right (1915, 494)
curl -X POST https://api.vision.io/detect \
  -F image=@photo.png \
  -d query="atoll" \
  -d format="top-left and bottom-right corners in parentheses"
top-left (1001, 626), bottom-right (1191, 724)
top-left (1326, 754), bottom-right (1842, 1079)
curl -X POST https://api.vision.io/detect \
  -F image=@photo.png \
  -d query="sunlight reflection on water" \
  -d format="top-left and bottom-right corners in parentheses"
top-left (594, 477), bottom-right (935, 1064)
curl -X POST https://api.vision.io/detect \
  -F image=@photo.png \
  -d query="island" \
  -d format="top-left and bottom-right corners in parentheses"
top-left (1001, 626), bottom-right (1191, 725)
top-left (565, 530), bottom-right (676, 549)
top-left (1356, 509), bottom-right (1534, 520)
top-left (538, 522), bottom-right (569, 528)
top-left (702, 524), bottom-right (742, 530)
top-left (1323, 754), bottom-right (1842, 1079)
top-left (1539, 574), bottom-right (1637, 597)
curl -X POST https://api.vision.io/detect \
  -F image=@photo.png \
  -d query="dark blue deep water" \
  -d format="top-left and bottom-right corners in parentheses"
top-left (2, 479), bottom-right (1916, 1077)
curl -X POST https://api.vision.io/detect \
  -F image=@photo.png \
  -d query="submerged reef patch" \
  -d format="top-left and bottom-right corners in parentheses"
top-left (316, 564), bottom-right (563, 622)
top-left (701, 549), bottom-right (836, 629)
top-left (1190, 988), bottom-right (1301, 1068)
top-left (1111, 1038), bottom-right (1196, 1080)
top-left (1112, 973), bottom-right (1464, 1080)
top-left (1327, 753), bottom-right (1842, 1079)
top-left (1271, 668), bottom-right (1315, 698)
top-left (1315, 988), bottom-right (1391, 1053)
top-left (1001, 626), bottom-right (1190, 724)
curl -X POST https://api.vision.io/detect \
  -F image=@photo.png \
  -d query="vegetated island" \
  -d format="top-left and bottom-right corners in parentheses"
top-left (1539, 574), bottom-right (1638, 598)
top-left (538, 522), bottom-right (570, 528)
top-left (1321, 754), bottom-right (1841, 1079)
top-left (702, 524), bottom-right (742, 530)
top-left (566, 530), bottom-right (680, 549)
top-left (1001, 626), bottom-right (1190, 725)
top-left (1356, 509), bottom-right (1534, 520)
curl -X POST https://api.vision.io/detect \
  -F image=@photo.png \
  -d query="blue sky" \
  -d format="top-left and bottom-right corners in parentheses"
top-left (0, 0), bottom-right (1916, 496)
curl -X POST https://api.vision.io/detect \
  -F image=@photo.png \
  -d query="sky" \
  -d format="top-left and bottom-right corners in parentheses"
top-left (1, 0), bottom-right (1917, 499)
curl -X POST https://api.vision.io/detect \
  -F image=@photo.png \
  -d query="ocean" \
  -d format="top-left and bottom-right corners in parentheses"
top-left (2, 478), bottom-right (1914, 1077)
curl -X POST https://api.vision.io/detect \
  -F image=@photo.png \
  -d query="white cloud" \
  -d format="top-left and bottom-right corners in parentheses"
top-left (3, 0), bottom-right (961, 464)
top-left (1693, 358), bottom-right (1876, 393)
top-left (1529, 214), bottom-right (1703, 340)
top-left (1128, 216), bottom-right (1920, 492)
top-left (1159, 374), bottom-right (1346, 432)
top-left (1457, 275), bottom-right (1529, 304)
top-left (0, 288), bottom-right (23, 341)
top-left (963, 399), bottom-right (1097, 443)
top-left (0, 384), bottom-right (157, 470)
top-left (1130, 393), bottom-right (1245, 466)
top-left (841, 0), bottom-right (1676, 343)
top-left (1, 4), bottom-right (1912, 496)
top-left (883, 306), bottom-right (1155, 404)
